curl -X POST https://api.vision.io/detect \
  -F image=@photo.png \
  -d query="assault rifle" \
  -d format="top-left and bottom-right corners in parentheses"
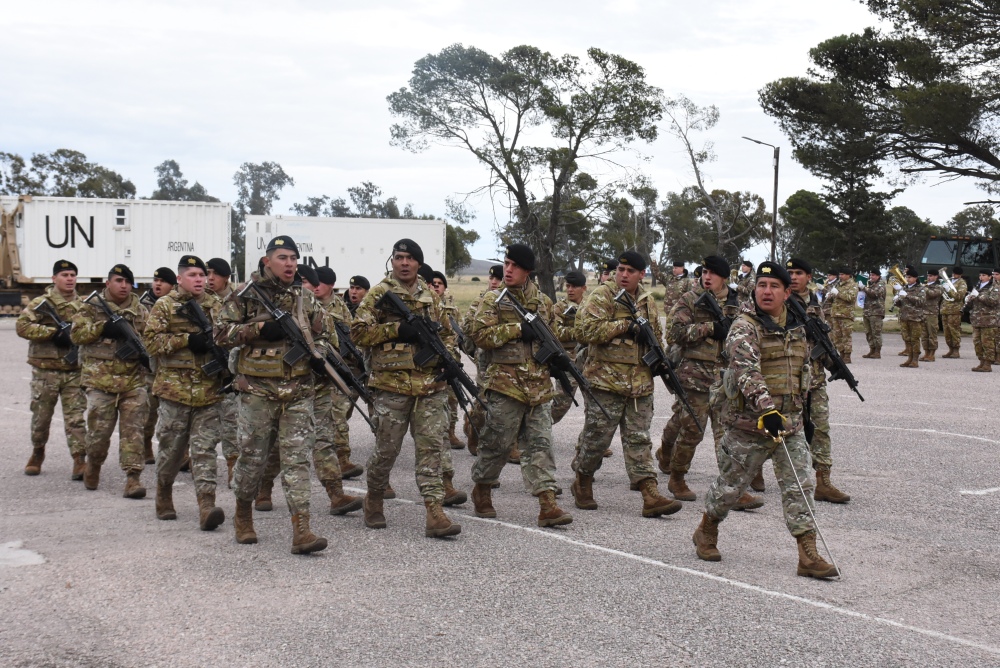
top-left (32, 299), bottom-right (79, 366)
top-left (237, 281), bottom-right (375, 431)
top-left (785, 295), bottom-right (864, 402)
top-left (693, 290), bottom-right (734, 337)
top-left (334, 320), bottom-right (367, 370)
top-left (613, 289), bottom-right (701, 431)
top-left (448, 314), bottom-right (476, 363)
top-left (84, 291), bottom-right (151, 370)
top-left (497, 288), bottom-right (611, 420)
top-left (177, 298), bottom-right (234, 388)
top-left (139, 290), bottom-right (157, 309)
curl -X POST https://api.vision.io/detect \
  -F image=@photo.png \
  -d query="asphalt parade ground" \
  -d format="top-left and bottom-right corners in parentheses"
top-left (1, 321), bottom-right (999, 667)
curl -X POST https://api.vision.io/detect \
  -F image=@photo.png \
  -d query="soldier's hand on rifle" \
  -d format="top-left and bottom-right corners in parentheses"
top-left (101, 319), bottom-right (124, 340)
top-left (711, 321), bottom-right (728, 342)
top-left (259, 321), bottom-right (285, 341)
top-left (519, 323), bottom-right (538, 342)
top-left (187, 332), bottom-right (211, 353)
top-left (52, 328), bottom-right (73, 348)
top-left (618, 319), bottom-right (638, 338)
top-left (758, 410), bottom-right (786, 437)
top-left (396, 322), bottom-right (421, 343)
top-left (308, 356), bottom-right (328, 375)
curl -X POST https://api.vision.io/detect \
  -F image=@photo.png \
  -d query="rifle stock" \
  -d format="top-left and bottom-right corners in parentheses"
top-left (33, 299), bottom-right (79, 366)
top-left (84, 291), bottom-right (151, 371)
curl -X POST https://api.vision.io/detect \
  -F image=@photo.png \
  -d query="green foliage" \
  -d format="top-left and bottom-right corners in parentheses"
top-left (945, 204), bottom-right (1000, 238)
top-left (0, 149), bottom-right (135, 198)
top-left (232, 161), bottom-right (294, 274)
top-left (150, 160), bottom-right (219, 202)
top-left (888, 205), bottom-right (943, 265)
top-left (444, 197), bottom-right (480, 276)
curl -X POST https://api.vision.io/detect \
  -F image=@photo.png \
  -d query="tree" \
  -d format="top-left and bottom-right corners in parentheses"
top-left (945, 204), bottom-right (1000, 238)
top-left (444, 197), bottom-right (481, 276)
top-left (150, 160), bottom-right (219, 202)
top-left (888, 205), bottom-right (942, 265)
top-left (388, 44), bottom-right (663, 298)
top-left (232, 161), bottom-right (294, 273)
top-left (0, 149), bottom-right (135, 198)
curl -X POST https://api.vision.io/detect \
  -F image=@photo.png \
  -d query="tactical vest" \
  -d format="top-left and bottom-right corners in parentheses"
top-left (591, 298), bottom-right (644, 366)
top-left (369, 291), bottom-right (439, 372)
top-left (485, 297), bottom-right (534, 365)
top-left (728, 313), bottom-right (807, 399)
top-left (236, 289), bottom-right (312, 378)
top-left (683, 291), bottom-right (738, 363)
top-left (158, 298), bottom-right (213, 371)
top-left (81, 298), bottom-right (141, 363)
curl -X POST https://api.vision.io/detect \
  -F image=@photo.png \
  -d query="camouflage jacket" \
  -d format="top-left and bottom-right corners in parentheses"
top-left (577, 280), bottom-right (661, 398)
top-left (552, 297), bottom-right (582, 355)
top-left (351, 275), bottom-right (454, 397)
top-left (941, 277), bottom-right (968, 316)
top-left (830, 278), bottom-right (858, 320)
top-left (922, 280), bottom-right (945, 317)
top-left (721, 306), bottom-right (811, 437)
top-left (666, 286), bottom-right (738, 393)
top-left (323, 290), bottom-right (365, 377)
top-left (735, 270), bottom-right (755, 311)
top-left (662, 274), bottom-right (694, 322)
top-left (969, 279), bottom-right (1000, 328)
top-left (440, 294), bottom-right (462, 361)
top-left (862, 280), bottom-right (885, 317)
top-left (16, 285), bottom-right (85, 371)
top-left (895, 283), bottom-right (927, 322)
top-left (820, 279), bottom-right (837, 319)
top-left (792, 289), bottom-right (828, 391)
top-left (71, 290), bottom-right (149, 394)
top-left (469, 280), bottom-right (556, 406)
top-left (144, 287), bottom-right (224, 407)
top-left (217, 270), bottom-right (335, 402)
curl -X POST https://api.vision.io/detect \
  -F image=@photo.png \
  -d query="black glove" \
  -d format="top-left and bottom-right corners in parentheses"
top-left (308, 356), bottom-right (328, 375)
top-left (101, 319), bottom-right (124, 340)
top-left (187, 332), bottom-right (211, 354)
top-left (52, 328), bottom-right (73, 348)
top-left (396, 322), bottom-right (421, 343)
top-left (711, 321), bottom-right (728, 342)
top-left (519, 323), bottom-right (538, 343)
top-left (259, 321), bottom-right (285, 342)
top-left (760, 411), bottom-right (785, 437)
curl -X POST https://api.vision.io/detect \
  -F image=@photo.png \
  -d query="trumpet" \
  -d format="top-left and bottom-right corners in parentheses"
top-left (938, 267), bottom-right (957, 302)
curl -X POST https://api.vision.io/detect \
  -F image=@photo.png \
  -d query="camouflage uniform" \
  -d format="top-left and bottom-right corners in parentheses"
top-left (209, 283), bottom-right (239, 465)
top-left (351, 275), bottom-right (452, 502)
top-left (662, 273), bottom-right (694, 328)
top-left (71, 290), bottom-right (149, 474)
top-left (705, 307), bottom-right (816, 536)
top-left (550, 296), bottom-right (582, 424)
top-left (320, 292), bottom-right (361, 481)
top-left (441, 293), bottom-right (463, 444)
top-left (143, 288), bottom-right (225, 495)
top-left (735, 269), bottom-right (756, 312)
top-left (896, 283), bottom-right (928, 364)
top-left (792, 290), bottom-right (833, 469)
top-left (468, 281), bottom-right (560, 494)
top-left (16, 287), bottom-right (88, 467)
top-left (969, 278), bottom-right (999, 366)
top-left (941, 276), bottom-right (967, 355)
top-left (829, 277), bottom-right (858, 359)
top-left (460, 290), bottom-right (490, 443)
top-left (861, 279), bottom-right (886, 355)
top-left (217, 270), bottom-right (334, 516)
top-left (921, 279), bottom-right (944, 356)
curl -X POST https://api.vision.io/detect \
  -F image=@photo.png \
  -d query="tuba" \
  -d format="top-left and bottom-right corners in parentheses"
top-left (938, 267), bottom-right (957, 302)
top-left (887, 264), bottom-right (906, 292)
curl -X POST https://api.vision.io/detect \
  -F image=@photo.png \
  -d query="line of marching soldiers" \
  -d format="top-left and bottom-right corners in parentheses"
top-left (22, 241), bottom-right (864, 579)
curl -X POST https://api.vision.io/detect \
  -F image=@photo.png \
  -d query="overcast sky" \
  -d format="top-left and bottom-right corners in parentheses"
top-left (3, 0), bottom-right (984, 264)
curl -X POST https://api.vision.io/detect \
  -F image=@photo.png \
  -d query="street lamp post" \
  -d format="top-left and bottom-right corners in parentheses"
top-left (742, 136), bottom-right (780, 262)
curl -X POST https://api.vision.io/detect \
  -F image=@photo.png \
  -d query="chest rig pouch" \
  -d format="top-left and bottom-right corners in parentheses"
top-left (370, 290), bottom-right (439, 372)
top-left (592, 299), bottom-right (642, 365)
top-left (236, 290), bottom-right (311, 378)
top-left (485, 299), bottom-right (533, 365)
top-left (160, 300), bottom-right (210, 370)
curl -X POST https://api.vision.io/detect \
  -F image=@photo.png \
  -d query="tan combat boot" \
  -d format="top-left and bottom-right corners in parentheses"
top-left (233, 498), bottom-right (258, 544)
top-left (83, 460), bottom-right (101, 490)
top-left (123, 471), bottom-right (146, 499)
top-left (472, 482), bottom-right (497, 518)
top-left (796, 531), bottom-right (839, 579)
top-left (255, 478), bottom-right (274, 511)
top-left (71, 453), bottom-right (86, 481)
top-left (464, 414), bottom-right (479, 456)
top-left (143, 440), bottom-right (155, 465)
top-left (24, 447), bottom-right (45, 476)
top-left (941, 347), bottom-right (959, 359)
top-left (178, 452), bottom-right (191, 473)
top-left (693, 513), bottom-right (721, 561)
top-left (324, 479), bottom-right (363, 515)
top-left (814, 466), bottom-right (851, 504)
top-left (156, 483), bottom-right (177, 520)
top-left (667, 472), bottom-right (696, 501)
top-left (900, 351), bottom-right (919, 368)
top-left (973, 361), bottom-right (993, 372)
top-left (603, 448), bottom-right (613, 458)
top-left (870, 349), bottom-right (881, 359)
top-left (442, 472), bottom-right (467, 507)
top-left (733, 491), bottom-right (764, 511)
top-left (842, 353), bottom-right (852, 364)
top-left (571, 472), bottom-right (598, 510)
top-left (197, 492), bottom-right (225, 531)
top-left (638, 478), bottom-right (682, 517)
top-left (918, 351), bottom-right (932, 362)
top-left (363, 490), bottom-right (387, 529)
top-left (384, 483), bottom-right (397, 500)
top-left (448, 426), bottom-right (465, 450)
top-left (225, 456), bottom-right (237, 488)
top-left (897, 343), bottom-right (910, 356)
top-left (290, 513), bottom-right (328, 554)
top-left (750, 469), bottom-right (765, 492)
top-left (925, 351), bottom-right (935, 362)
top-left (537, 490), bottom-right (572, 527)
top-left (338, 455), bottom-right (363, 480)
top-left (425, 499), bottom-right (462, 538)
top-left (507, 445), bottom-right (521, 465)
top-left (655, 443), bottom-right (672, 475)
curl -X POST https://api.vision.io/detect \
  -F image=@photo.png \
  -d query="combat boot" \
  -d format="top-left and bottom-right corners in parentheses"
top-left (225, 456), bottom-right (237, 488)
top-left (733, 491), bottom-right (764, 511)
top-left (384, 484), bottom-right (397, 500)
top-left (123, 471), bottom-right (146, 499)
top-left (918, 351), bottom-right (932, 362)
top-left (655, 444), bottom-right (671, 475)
top-left (464, 415), bottom-right (479, 456)
top-left (290, 513), bottom-right (327, 554)
top-left (638, 478), bottom-right (682, 517)
top-left (24, 447), bottom-right (45, 476)
top-left (897, 343), bottom-right (910, 356)
top-left (338, 455), bottom-right (363, 480)
top-left (973, 361), bottom-right (993, 372)
top-left (570, 472), bottom-right (598, 510)
top-left (507, 445), bottom-right (521, 465)
top-left (900, 352), bottom-right (919, 368)
top-left (448, 426), bottom-right (465, 450)
top-left (796, 531), bottom-right (838, 579)
top-left (233, 498), bottom-right (257, 544)
top-left (693, 512), bottom-right (721, 561)
top-left (603, 448), bottom-right (613, 458)
top-left (197, 492), bottom-right (225, 531)
top-left (179, 452), bottom-right (191, 473)
top-left (537, 490), bottom-right (572, 528)
top-left (861, 351), bottom-right (872, 358)
top-left (442, 472), bottom-right (467, 507)
top-left (155, 483), bottom-right (177, 520)
top-left (143, 441), bottom-right (155, 465)
top-left (870, 349), bottom-right (881, 359)
top-left (71, 453), bottom-right (86, 481)
top-left (363, 490), bottom-right (387, 529)
top-left (842, 353), bottom-right (852, 364)
top-left (323, 479), bottom-right (363, 515)
top-left (83, 460), bottom-right (101, 490)
top-left (472, 483), bottom-right (497, 518)
top-left (667, 472), bottom-right (696, 502)
top-left (255, 478), bottom-right (274, 511)
top-left (814, 466), bottom-right (851, 504)
top-left (942, 347), bottom-right (959, 359)
top-left (750, 470), bottom-right (765, 492)
top-left (425, 499), bottom-right (462, 538)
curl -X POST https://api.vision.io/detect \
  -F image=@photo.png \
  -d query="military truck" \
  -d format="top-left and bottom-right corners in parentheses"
top-left (917, 235), bottom-right (998, 277)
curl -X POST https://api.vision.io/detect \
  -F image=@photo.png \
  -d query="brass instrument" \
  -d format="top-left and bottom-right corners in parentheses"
top-left (729, 268), bottom-right (740, 285)
top-left (887, 264), bottom-right (906, 293)
top-left (938, 267), bottom-right (957, 302)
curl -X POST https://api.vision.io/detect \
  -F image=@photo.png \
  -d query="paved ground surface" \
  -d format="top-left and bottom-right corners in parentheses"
top-left (1, 321), bottom-right (998, 667)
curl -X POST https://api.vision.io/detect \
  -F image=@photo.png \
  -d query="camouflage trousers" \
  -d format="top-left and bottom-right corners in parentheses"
top-left (830, 316), bottom-right (853, 356)
top-left (550, 376), bottom-right (579, 425)
top-left (155, 398), bottom-right (221, 495)
top-left (29, 367), bottom-right (86, 456)
top-left (232, 391), bottom-right (314, 515)
top-left (85, 387), bottom-right (148, 473)
top-left (667, 389), bottom-right (725, 476)
top-left (973, 326), bottom-right (998, 363)
top-left (942, 313), bottom-right (963, 351)
top-left (921, 314), bottom-right (939, 353)
top-left (262, 386), bottom-right (347, 484)
top-left (572, 390), bottom-right (656, 484)
top-left (331, 387), bottom-right (356, 462)
top-left (143, 391), bottom-right (159, 455)
top-left (367, 389), bottom-right (447, 502)
top-left (448, 389), bottom-right (459, 431)
top-left (806, 386), bottom-right (832, 469)
top-left (900, 320), bottom-right (924, 346)
top-left (705, 427), bottom-right (816, 537)
top-left (863, 314), bottom-right (883, 352)
top-left (471, 391), bottom-right (558, 496)
top-left (217, 392), bottom-right (239, 461)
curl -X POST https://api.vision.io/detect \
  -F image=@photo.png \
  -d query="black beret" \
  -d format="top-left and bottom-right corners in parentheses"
top-left (868, 269), bottom-right (882, 275)
top-left (315, 266), bottom-right (336, 286)
top-left (417, 264), bottom-right (435, 282)
top-left (598, 258), bottom-right (619, 273)
top-left (505, 243), bottom-right (535, 271)
top-left (110, 264), bottom-right (134, 284)
top-left (671, 260), bottom-right (685, 268)
top-left (952, 266), bottom-right (964, 275)
top-left (702, 255), bottom-right (730, 278)
top-left (564, 270), bottom-right (587, 287)
top-left (488, 264), bottom-right (503, 280)
top-left (206, 258), bottom-right (232, 277)
top-left (617, 250), bottom-right (647, 272)
top-left (349, 275), bottom-right (370, 290)
top-left (979, 268), bottom-right (992, 275)
top-left (296, 263), bottom-right (319, 287)
top-left (430, 270), bottom-right (448, 287)
top-left (785, 258), bottom-right (812, 274)
top-left (741, 259), bottom-right (754, 269)
top-left (756, 261), bottom-right (791, 287)
top-left (177, 255), bottom-right (207, 274)
top-left (153, 267), bottom-right (177, 285)
top-left (266, 235), bottom-right (299, 256)
top-left (693, 265), bottom-right (703, 278)
top-left (839, 268), bottom-right (853, 275)
top-left (53, 259), bottom-right (77, 275)
top-left (393, 238), bottom-right (423, 264)
top-left (905, 266), bottom-right (920, 278)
